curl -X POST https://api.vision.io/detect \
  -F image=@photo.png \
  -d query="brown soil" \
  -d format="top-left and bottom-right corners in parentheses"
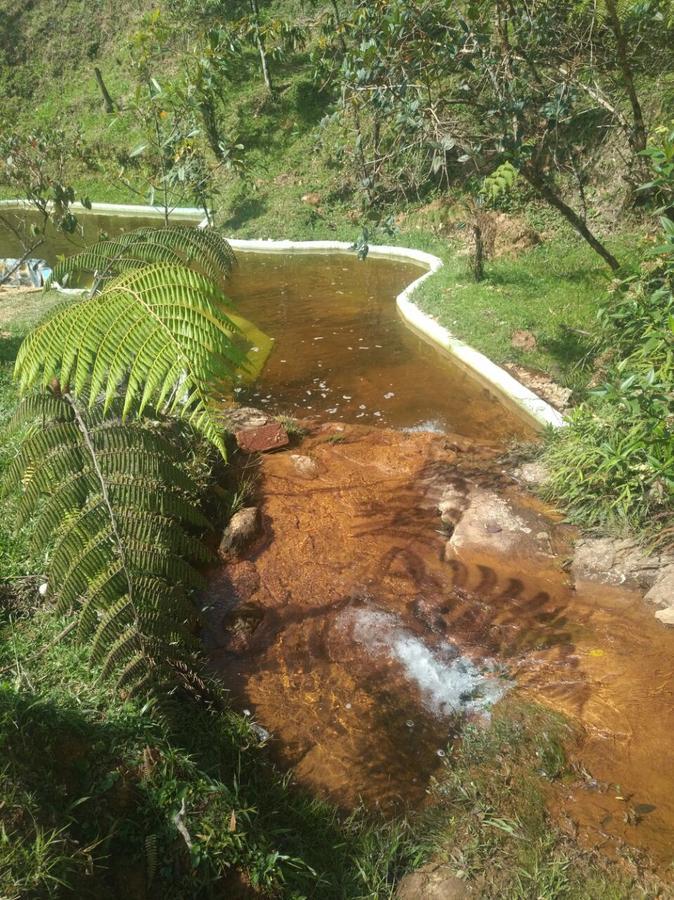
top-left (205, 422), bottom-right (674, 868)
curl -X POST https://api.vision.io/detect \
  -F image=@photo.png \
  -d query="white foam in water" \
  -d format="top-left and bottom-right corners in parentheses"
top-left (402, 420), bottom-right (446, 434)
top-left (350, 609), bottom-right (509, 718)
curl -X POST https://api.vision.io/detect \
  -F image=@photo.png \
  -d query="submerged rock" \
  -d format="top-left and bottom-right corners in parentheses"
top-left (219, 507), bottom-right (260, 559)
top-left (445, 486), bottom-right (554, 565)
top-left (571, 538), bottom-right (669, 590)
top-left (290, 454), bottom-right (320, 479)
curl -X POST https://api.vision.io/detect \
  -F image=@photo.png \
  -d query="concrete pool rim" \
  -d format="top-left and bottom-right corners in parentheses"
top-left (0, 200), bottom-right (564, 432)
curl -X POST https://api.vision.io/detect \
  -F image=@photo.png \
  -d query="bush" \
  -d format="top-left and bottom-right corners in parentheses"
top-left (543, 189), bottom-right (674, 544)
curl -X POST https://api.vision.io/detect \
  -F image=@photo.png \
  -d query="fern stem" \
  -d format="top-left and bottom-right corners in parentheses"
top-left (64, 393), bottom-right (137, 612)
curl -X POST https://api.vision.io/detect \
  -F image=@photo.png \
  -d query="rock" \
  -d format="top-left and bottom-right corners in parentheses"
top-left (290, 454), bottom-right (320, 479)
top-left (396, 863), bottom-right (473, 899)
top-left (513, 460), bottom-right (548, 487)
top-left (511, 329), bottom-right (537, 351)
top-left (225, 406), bottom-right (270, 431)
top-left (219, 507), bottom-right (260, 558)
top-left (443, 486), bottom-right (559, 585)
top-left (503, 363), bottom-right (572, 412)
top-left (437, 483), bottom-right (468, 526)
top-left (644, 565), bottom-right (674, 608)
top-left (655, 607), bottom-right (674, 626)
top-left (236, 422), bottom-right (289, 453)
top-left (571, 538), bottom-right (668, 590)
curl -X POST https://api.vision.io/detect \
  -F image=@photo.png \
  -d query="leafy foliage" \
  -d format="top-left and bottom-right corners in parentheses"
top-left (16, 261), bottom-right (243, 455)
top-left (482, 162), bottom-right (519, 203)
top-left (6, 393), bottom-right (211, 701)
top-left (48, 224), bottom-right (236, 290)
top-left (543, 141), bottom-right (674, 544)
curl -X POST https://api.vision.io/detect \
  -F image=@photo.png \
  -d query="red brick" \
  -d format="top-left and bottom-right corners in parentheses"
top-left (235, 422), bottom-right (289, 453)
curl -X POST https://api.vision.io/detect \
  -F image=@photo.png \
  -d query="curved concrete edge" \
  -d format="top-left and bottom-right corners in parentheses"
top-left (0, 199), bottom-right (204, 220)
top-left (221, 236), bottom-right (565, 432)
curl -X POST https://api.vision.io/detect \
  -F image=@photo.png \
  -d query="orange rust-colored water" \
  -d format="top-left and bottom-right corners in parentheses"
top-left (207, 424), bottom-right (674, 868)
top-left (225, 251), bottom-right (533, 443)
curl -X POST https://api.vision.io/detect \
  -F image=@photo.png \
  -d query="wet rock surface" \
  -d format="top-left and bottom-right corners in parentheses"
top-left (645, 565), bottom-right (674, 618)
top-left (571, 537), bottom-right (673, 590)
top-left (205, 423), bottom-right (674, 862)
top-left (235, 422), bottom-right (289, 453)
top-left (289, 453), bottom-right (320, 479)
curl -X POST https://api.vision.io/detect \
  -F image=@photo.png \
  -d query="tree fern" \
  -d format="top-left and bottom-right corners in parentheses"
top-left (48, 226), bottom-right (236, 291)
top-left (16, 263), bottom-right (245, 456)
top-left (7, 393), bottom-right (212, 699)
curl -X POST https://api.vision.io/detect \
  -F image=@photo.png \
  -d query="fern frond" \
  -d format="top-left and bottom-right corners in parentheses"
top-left (16, 263), bottom-right (244, 456)
top-left (48, 226), bottom-right (236, 290)
top-left (8, 394), bottom-right (212, 697)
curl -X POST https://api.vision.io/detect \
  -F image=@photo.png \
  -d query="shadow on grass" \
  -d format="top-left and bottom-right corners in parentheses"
top-left (222, 196), bottom-right (268, 231)
top-left (539, 324), bottom-right (596, 372)
top-left (0, 334), bottom-right (23, 366)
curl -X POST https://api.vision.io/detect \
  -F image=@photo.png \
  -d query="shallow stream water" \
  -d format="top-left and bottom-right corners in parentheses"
top-left (207, 425), bottom-right (674, 868)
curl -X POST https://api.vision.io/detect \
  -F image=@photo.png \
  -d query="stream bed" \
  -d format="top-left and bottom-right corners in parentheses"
top-left (206, 423), bottom-right (674, 867)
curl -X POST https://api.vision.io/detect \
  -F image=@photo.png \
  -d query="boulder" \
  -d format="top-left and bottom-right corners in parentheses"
top-left (396, 863), bottom-right (473, 899)
top-left (224, 406), bottom-right (270, 431)
top-left (644, 565), bottom-right (674, 608)
top-left (219, 507), bottom-right (260, 559)
top-left (655, 608), bottom-right (674, 626)
top-left (571, 538), bottom-right (667, 590)
top-left (442, 486), bottom-right (559, 591)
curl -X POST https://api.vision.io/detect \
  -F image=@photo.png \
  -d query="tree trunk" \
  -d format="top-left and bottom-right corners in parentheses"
top-left (523, 167), bottom-right (620, 271)
top-left (471, 223), bottom-right (485, 282)
top-left (199, 96), bottom-right (224, 161)
top-left (93, 66), bottom-right (115, 113)
top-left (604, 0), bottom-right (647, 155)
top-left (250, 0), bottom-right (273, 93)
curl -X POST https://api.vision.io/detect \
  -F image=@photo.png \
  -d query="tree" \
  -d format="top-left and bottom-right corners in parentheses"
top-left (120, 13), bottom-right (245, 225)
top-left (315, 0), bottom-right (673, 269)
top-left (0, 124), bottom-right (94, 283)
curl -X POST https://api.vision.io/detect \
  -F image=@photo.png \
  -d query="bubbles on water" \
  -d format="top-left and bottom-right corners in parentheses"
top-left (349, 608), bottom-right (510, 719)
top-left (384, 392), bottom-right (395, 400)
